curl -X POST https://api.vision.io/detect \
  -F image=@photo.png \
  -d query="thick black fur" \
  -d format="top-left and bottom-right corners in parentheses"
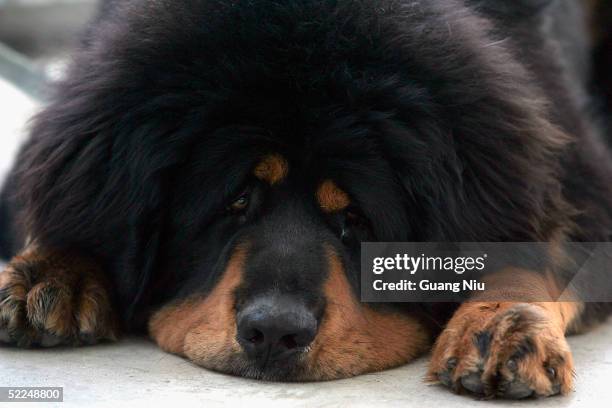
top-left (1, 0), bottom-right (612, 330)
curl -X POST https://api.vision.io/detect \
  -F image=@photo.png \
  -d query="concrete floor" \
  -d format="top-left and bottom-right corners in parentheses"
top-left (1, 326), bottom-right (612, 408)
top-left (2, 62), bottom-right (612, 408)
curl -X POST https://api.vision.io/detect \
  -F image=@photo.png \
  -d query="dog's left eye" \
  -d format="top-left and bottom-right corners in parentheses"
top-left (340, 207), bottom-right (371, 243)
top-left (227, 191), bottom-right (250, 213)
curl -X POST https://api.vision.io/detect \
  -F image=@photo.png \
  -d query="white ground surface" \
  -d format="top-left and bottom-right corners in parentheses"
top-left (1, 78), bottom-right (612, 407)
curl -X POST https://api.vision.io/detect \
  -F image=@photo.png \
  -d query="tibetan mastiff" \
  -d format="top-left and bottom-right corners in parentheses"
top-left (1, 0), bottom-right (612, 400)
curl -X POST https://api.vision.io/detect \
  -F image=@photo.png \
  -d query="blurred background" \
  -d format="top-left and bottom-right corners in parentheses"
top-left (0, 0), bottom-right (96, 97)
top-left (0, 0), bottom-right (96, 182)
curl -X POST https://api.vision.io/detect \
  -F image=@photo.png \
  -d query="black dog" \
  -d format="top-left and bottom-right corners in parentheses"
top-left (1, 0), bottom-right (612, 399)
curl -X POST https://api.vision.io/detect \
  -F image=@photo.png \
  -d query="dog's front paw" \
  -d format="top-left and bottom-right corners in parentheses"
top-left (428, 302), bottom-right (573, 399)
top-left (0, 247), bottom-right (117, 347)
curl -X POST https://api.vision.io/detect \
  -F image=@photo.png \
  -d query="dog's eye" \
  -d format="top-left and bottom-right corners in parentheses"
top-left (227, 191), bottom-right (250, 213)
top-left (340, 207), bottom-right (371, 243)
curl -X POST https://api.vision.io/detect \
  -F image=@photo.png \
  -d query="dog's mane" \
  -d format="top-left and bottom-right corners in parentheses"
top-left (10, 0), bottom-right (573, 320)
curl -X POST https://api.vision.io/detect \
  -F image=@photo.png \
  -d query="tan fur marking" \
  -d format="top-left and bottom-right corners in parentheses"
top-left (150, 245), bottom-right (430, 380)
top-left (429, 268), bottom-right (581, 397)
top-left (306, 248), bottom-right (430, 379)
top-left (316, 180), bottom-right (351, 213)
top-left (474, 269), bottom-right (584, 331)
top-left (253, 154), bottom-right (288, 185)
top-left (0, 246), bottom-right (117, 345)
top-left (149, 246), bottom-right (246, 364)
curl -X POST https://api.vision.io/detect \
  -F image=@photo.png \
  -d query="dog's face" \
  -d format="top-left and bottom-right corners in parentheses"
top-left (18, 0), bottom-right (570, 381)
top-left (149, 147), bottom-right (431, 380)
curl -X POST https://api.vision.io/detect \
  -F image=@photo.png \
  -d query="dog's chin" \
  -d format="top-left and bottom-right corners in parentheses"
top-left (187, 346), bottom-right (413, 382)
top-left (189, 350), bottom-right (319, 381)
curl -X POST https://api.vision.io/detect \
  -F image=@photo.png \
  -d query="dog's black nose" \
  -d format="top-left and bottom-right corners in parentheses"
top-left (237, 296), bottom-right (317, 361)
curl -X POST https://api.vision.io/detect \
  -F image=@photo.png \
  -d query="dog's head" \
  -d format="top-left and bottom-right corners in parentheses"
top-left (17, 0), bottom-right (571, 380)
top-left (148, 146), bottom-right (433, 380)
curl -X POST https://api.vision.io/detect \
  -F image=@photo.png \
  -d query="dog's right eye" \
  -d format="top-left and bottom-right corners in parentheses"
top-left (227, 190), bottom-right (250, 213)
top-left (339, 206), bottom-right (372, 244)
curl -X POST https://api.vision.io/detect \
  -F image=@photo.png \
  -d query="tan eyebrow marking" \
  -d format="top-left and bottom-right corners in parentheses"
top-left (253, 154), bottom-right (289, 185)
top-left (316, 180), bottom-right (351, 212)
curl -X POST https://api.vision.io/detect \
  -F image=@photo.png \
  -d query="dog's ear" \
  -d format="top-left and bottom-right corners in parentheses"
top-left (377, 8), bottom-right (571, 242)
top-left (381, 103), bottom-right (569, 242)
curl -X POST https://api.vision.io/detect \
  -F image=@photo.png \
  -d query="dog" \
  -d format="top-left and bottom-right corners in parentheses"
top-left (1, 0), bottom-right (612, 399)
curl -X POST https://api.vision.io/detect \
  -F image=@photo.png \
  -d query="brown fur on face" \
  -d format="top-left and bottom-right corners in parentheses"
top-left (316, 180), bottom-right (351, 213)
top-left (149, 244), bottom-right (431, 380)
top-left (428, 269), bottom-right (582, 398)
top-left (149, 245), bottom-right (247, 371)
top-left (253, 154), bottom-right (289, 185)
top-left (0, 245), bottom-right (117, 347)
top-left (305, 248), bottom-right (430, 379)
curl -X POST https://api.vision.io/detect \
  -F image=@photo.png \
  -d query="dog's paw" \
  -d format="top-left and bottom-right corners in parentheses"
top-left (0, 248), bottom-right (117, 348)
top-left (428, 302), bottom-right (573, 399)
